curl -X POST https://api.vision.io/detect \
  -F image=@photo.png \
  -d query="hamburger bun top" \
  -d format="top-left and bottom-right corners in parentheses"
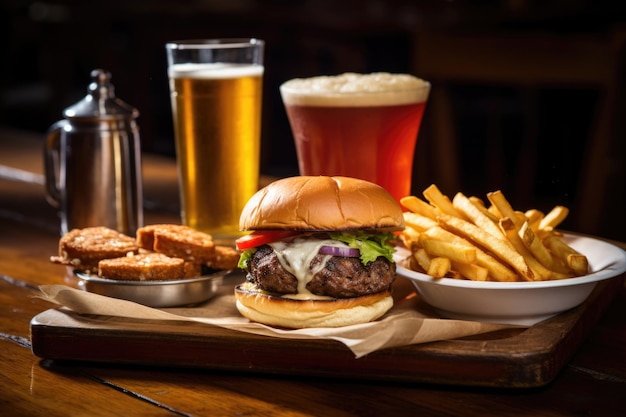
top-left (239, 176), bottom-right (404, 232)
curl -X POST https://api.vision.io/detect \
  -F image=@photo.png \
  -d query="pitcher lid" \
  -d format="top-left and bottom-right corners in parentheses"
top-left (63, 69), bottom-right (139, 120)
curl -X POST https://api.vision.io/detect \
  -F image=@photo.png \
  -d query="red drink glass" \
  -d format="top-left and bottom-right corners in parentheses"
top-left (280, 73), bottom-right (430, 202)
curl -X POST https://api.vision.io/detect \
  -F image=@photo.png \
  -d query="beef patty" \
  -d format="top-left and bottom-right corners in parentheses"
top-left (243, 244), bottom-right (396, 298)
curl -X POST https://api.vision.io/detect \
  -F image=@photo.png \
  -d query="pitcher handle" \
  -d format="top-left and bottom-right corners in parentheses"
top-left (44, 120), bottom-right (67, 208)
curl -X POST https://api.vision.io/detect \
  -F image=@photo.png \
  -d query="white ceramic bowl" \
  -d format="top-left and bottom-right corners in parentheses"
top-left (394, 234), bottom-right (626, 325)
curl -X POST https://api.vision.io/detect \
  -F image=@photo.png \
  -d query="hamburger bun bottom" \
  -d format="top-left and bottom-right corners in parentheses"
top-left (234, 282), bottom-right (393, 328)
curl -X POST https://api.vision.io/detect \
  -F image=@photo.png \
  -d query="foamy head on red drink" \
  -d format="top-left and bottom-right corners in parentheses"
top-left (279, 72), bottom-right (429, 107)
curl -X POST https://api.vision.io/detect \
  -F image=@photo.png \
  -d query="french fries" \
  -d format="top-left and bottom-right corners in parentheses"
top-left (422, 184), bottom-right (465, 219)
top-left (399, 186), bottom-right (589, 282)
top-left (453, 192), bottom-right (503, 238)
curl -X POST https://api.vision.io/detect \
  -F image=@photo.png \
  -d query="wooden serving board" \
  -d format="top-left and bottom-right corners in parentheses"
top-left (30, 274), bottom-right (623, 388)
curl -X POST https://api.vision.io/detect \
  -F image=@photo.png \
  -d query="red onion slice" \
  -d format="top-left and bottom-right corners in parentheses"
top-left (319, 245), bottom-right (360, 258)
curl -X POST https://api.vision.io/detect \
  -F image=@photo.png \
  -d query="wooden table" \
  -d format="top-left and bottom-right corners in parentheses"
top-left (1, 128), bottom-right (625, 416)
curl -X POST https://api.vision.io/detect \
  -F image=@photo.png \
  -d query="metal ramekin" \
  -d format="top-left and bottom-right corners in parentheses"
top-left (74, 270), bottom-right (230, 307)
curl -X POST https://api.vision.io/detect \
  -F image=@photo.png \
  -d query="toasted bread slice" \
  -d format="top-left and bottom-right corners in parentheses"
top-left (136, 224), bottom-right (164, 251)
top-left (51, 226), bottom-right (139, 272)
top-left (206, 245), bottom-right (240, 270)
top-left (136, 224), bottom-right (216, 263)
top-left (98, 253), bottom-right (197, 281)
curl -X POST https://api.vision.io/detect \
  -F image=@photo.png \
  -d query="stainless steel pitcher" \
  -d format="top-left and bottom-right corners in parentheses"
top-left (44, 69), bottom-right (143, 236)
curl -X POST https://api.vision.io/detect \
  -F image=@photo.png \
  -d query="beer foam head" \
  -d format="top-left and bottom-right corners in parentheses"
top-left (280, 72), bottom-right (430, 107)
top-left (169, 63), bottom-right (264, 79)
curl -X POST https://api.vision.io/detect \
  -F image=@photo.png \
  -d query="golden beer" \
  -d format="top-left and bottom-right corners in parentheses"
top-left (169, 63), bottom-right (263, 241)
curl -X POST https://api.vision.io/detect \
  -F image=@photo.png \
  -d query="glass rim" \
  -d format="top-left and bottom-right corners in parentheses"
top-left (166, 38), bottom-right (264, 50)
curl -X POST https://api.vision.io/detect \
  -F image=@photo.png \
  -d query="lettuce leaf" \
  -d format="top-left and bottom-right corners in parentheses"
top-left (328, 231), bottom-right (396, 265)
top-left (237, 248), bottom-right (256, 270)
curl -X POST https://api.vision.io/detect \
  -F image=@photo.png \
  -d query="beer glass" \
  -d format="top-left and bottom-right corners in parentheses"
top-left (280, 73), bottom-right (429, 202)
top-left (166, 39), bottom-right (264, 244)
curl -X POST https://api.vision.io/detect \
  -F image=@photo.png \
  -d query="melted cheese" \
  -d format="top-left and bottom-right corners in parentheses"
top-left (268, 238), bottom-right (348, 300)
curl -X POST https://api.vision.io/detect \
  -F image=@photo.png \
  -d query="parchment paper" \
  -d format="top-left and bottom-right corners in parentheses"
top-left (37, 278), bottom-right (520, 358)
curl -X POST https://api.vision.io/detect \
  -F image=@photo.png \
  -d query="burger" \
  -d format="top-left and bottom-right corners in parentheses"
top-left (234, 176), bottom-right (405, 328)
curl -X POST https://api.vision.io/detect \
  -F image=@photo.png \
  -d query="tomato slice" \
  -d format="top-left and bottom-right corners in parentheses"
top-left (235, 230), bottom-right (300, 250)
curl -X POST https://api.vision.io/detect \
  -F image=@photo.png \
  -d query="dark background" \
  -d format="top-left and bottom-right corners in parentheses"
top-left (2, 0), bottom-right (625, 240)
